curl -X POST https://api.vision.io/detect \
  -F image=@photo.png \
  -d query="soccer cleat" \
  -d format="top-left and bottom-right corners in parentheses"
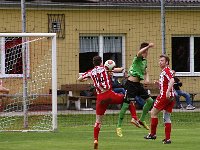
top-left (162, 139), bottom-right (172, 144)
top-left (144, 133), bottom-right (157, 140)
top-left (186, 104), bottom-right (195, 110)
top-left (138, 120), bottom-right (149, 130)
top-left (94, 140), bottom-right (98, 149)
top-left (131, 118), bottom-right (141, 128)
top-left (116, 128), bottom-right (123, 137)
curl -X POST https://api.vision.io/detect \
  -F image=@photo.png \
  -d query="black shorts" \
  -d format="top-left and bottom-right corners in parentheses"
top-left (124, 80), bottom-right (149, 102)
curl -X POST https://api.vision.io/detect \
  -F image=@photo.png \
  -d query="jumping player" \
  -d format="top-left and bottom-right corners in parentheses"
top-left (77, 56), bottom-right (136, 149)
top-left (144, 54), bottom-right (175, 144)
top-left (116, 42), bottom-right (154, 137)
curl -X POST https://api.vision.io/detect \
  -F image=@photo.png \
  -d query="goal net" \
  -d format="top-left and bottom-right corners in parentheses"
top-left (0, 33), bottom-right (57, 132)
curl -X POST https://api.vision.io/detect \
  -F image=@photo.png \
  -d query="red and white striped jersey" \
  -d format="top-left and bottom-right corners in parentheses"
top-left (159, 66), bottom-right (174, 98)
top-left (81, 66), bottom-right (111, 94)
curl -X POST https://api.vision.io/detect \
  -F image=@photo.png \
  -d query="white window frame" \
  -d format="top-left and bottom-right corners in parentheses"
top-left (79, 34), bottom-right (126, 77)
top-left (173, 35), bottom-right (200, 76)
top-left (0, 37), bottom-right (30, 78)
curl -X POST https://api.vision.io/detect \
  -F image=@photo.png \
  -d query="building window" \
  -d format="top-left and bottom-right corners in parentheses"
top-left (48, 14), bottom-right (65, 38)
top-left (172, 36), bottom-right (200, 76)
top-left (0, 37), bottom-right (29, 78)
top-left (79, 35), bottom-right (125, 74)
top-left (194, 37), bottom-right (200, 72)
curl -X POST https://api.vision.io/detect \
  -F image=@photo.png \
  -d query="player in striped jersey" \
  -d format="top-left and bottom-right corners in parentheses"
top-left (144, 54), bottom-right (175, 144)
top-left (78, 56), bottom-right (134, 149)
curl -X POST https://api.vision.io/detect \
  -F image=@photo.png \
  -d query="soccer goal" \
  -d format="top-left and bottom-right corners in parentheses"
top-left (0, 33), bottom-right (57, 132)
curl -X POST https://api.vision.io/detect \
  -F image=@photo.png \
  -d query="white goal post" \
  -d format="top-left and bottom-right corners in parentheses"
top-left (0, 33), bottom-right (57, 132)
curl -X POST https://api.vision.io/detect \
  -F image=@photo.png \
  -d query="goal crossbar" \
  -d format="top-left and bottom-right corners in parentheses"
top-left (0, 33), bottom-right (56, 37)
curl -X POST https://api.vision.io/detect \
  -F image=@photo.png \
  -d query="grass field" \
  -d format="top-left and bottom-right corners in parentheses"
top-left (0, 112), bottom-right (200, 150)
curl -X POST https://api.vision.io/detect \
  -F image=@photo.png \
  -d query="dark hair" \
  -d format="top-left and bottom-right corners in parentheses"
top-left (160, 54), bottom-right (170, 65)
top-left (93, 56), bottom-right (102, 66)
top-left (140, 42), bottom-right (149, 49)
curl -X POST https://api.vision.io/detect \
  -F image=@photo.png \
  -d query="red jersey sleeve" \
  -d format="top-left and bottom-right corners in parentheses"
top-left (81, 70), bottom-right (91, 79)
top-left (164, 67), bottom-right (173, 80)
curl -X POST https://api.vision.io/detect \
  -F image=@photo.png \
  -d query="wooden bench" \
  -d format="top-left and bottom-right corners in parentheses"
top-left (61, 83), bottom-right (199, 110)
top-left (143, 83), bottom-right (160, 99)
top-left (61, 84), bottom-right (96, 110)
top-left (61, 83), bottom-right (159, 110)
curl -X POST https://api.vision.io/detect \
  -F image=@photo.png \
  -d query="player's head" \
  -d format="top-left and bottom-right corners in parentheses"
top-left (140, 42), bottom-right (149, 49)
top-left (159, 54), bottom-right (170, 69)
top-left (93, 56), bottom-right (102, 66)
top-left (140, 42), bottom-right (149, 58)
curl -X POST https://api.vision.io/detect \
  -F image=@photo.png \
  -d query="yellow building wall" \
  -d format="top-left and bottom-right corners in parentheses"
top-left (0, 8), bottom-right (200, 99)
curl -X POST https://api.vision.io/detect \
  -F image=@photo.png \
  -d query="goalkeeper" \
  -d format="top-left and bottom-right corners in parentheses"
top-left (116, 42), bottom-right (154, 137)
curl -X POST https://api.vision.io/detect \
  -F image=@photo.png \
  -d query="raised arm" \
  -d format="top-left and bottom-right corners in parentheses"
top-left (77, 75), bottom-right (88, 82)
top-left (137, 43), bottom-right (154, 57)
top-left (113, 67), bottom-right (124, 73)
top-left (77, 72), bottom-right (89, 82)
top-left (144, 68), bottom-right (150, 84)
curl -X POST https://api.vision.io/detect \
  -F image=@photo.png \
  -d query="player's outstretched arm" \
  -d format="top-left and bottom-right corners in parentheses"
top-left (137, 42), bottom-right (154, 57)
top-left (113, 67), bottom-right (124, 73)
top-left (77, 76), bottom-right (88, 82)
top-left (144, 68), bottom-right (150, 85)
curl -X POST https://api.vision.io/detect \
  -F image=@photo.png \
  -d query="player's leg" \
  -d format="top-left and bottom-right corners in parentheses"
top-left (144, 106), bottom-right (160, 139)
top-left (116, 99), bottom-right (129, 137)
top-left (144, 97), bottom-right (164, 140)
top-left (138, 86), bottom-right (154, 130)
top-left (104, 91), bottom-right (125, 131)
top-left (129, 101), bottom-right (141, 128)
top-left (116, 96), bottom-right (140, 137)
top-left (162, 111), bottom-right (172, 144)
top-left (162, 100), bottom-right (175, 144)
top-left (94, 94), bottom-right (108, 149)
top-left (125, 81), bottom-right (140, 127)
top-left (94, 115), bottom-right (103, 149)
top-left (116, 90), bottom-right (133, 137)
top-left (109, 91), bottom-right (124, 105)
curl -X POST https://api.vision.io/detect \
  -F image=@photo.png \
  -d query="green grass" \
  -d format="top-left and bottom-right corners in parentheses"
top-left (0, 112), bottom-right (200, 150)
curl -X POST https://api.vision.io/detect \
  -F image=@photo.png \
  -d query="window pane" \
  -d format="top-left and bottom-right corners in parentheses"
top-left (172, 37), bottom-right (190, 72)
top-left (194, 37), bottom-right (200, 72)
top-left (79, 52), bottom-right (98, 72)
top-left (5, 37), bottom-right (23, 74)
top-left (79, 36), bottom-right (99, 72)
top-left (80, 36), bottom-right (99, 53)
top-left (103, 36), bottom-right (122, 67)
top-left (103, 53), bottom-right (122, 67)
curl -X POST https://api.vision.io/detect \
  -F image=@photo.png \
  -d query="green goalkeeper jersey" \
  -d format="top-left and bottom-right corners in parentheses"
top-left (128, 56), bottom-right (147, 80)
